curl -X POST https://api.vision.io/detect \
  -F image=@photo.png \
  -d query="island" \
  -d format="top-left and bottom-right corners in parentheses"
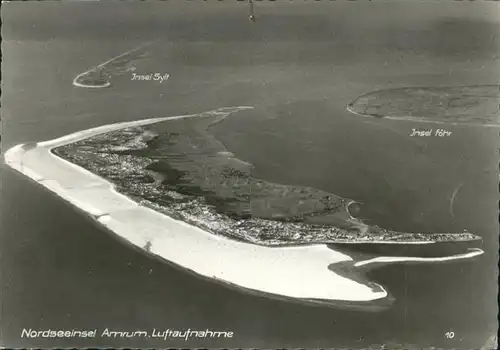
top-left (347, 85), bottom-right (500, 126)
top-left (4, 106), bottom-right (484, 309)
top-left (52, 107), bottom-right (481, 246)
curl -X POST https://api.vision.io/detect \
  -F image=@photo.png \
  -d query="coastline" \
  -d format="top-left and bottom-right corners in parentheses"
top-left (346, 85), bottom-right (500, 127)
top-left (3, 107), bottom-right (484, 308)
top-left (51, 108), bottom-right (483, 246)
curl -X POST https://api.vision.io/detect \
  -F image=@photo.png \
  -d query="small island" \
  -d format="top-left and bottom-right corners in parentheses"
top-left (73, 69), bottom-right (111, 88)
top-left (73, 44), bottom-right (150, 88)
top-left (347, 85), bottom-right (500, 126)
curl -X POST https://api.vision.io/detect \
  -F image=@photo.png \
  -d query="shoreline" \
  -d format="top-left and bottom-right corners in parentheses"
top-left (3, 107), bottom-right (484, 308)
top-left (52, 108), bottom-right (483, 246)
top-left (72, 41), bottom-right (156, 89)
top-left (346, 84), bottom-right (500, 127)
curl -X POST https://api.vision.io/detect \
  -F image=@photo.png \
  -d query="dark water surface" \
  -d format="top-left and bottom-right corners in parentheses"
top-left (1, 1), bottom-right (498, 348)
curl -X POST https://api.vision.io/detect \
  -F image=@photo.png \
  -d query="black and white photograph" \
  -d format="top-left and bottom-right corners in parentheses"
top-left (1, 0), bottom-right (498, 348)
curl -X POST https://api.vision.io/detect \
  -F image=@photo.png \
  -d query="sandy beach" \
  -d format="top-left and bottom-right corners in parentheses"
top-left (4, 107), bottom-right (484, 311)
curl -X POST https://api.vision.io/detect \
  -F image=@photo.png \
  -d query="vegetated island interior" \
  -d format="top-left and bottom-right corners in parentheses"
top-left (348, 85), bottom-right (500, 125)
top-left (53, 107), bottom-right (480, 246)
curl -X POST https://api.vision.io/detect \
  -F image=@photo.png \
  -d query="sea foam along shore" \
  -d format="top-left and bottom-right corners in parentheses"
top-left (3, 107), bottom-right (483, 308)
